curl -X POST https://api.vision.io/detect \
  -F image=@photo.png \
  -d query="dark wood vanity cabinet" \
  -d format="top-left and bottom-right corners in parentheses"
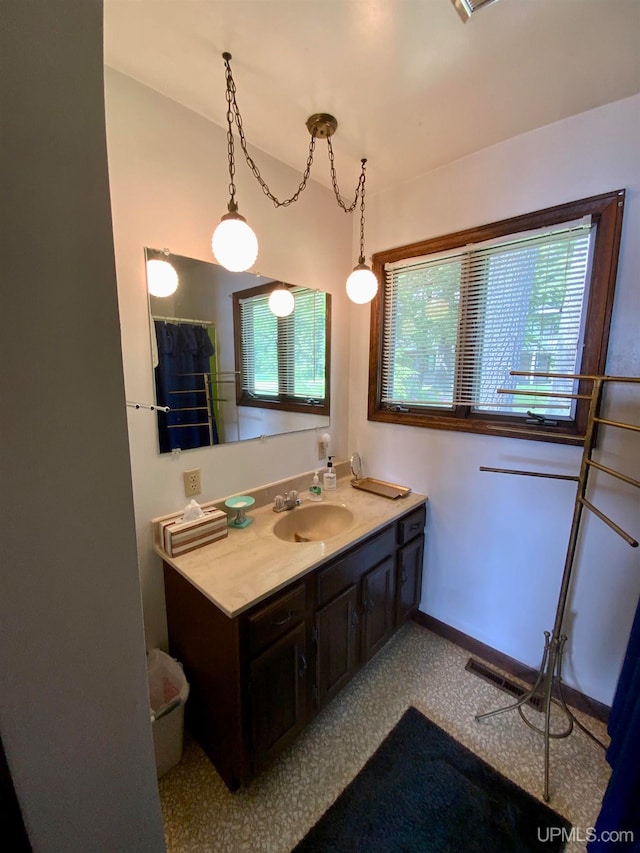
top-left (163, 501), bottom-right (425, 790)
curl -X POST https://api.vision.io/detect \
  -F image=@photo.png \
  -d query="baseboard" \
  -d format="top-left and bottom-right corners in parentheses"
top-left (413, 612), bottom-right (610, 725)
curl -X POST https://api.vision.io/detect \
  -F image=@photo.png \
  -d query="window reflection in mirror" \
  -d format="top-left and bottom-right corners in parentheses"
top-left (233, 282), bottom-right (330, 417)
top-left (145, 249), bottom-right (331, 453)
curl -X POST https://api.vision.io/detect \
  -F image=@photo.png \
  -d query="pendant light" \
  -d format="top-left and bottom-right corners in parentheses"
top-left (211, 54), bottom-right (258, 272)
top-left (212, 53), bottom-right (377, 303)
top-left (212, 203), bottom-right (258, 272)
top-left (346, 160), bottom-right (378, 304)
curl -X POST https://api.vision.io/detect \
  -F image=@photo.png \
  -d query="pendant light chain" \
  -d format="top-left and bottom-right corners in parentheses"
top-left (223, 54), bottom-right (366, 213)
top-left (328, 145), bottom-right (368, 262)
top-left (215, 52), bottom-right (377, 302)
top-left (327, 139), bottom-right (365, 215)
top-left (358, 159), bottom-right (367, 264)
top-left (224, 54), bottom-right (317, 208)
top-left (224, 57), bottom-right (238, 210)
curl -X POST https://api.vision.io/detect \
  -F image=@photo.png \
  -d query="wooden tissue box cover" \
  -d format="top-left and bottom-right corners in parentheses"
top-left (161, 509), bottom-right (228, 557)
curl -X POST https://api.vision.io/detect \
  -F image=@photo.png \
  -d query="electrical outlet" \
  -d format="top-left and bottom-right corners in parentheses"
top-left (183, 468), bottom-right (201, 497)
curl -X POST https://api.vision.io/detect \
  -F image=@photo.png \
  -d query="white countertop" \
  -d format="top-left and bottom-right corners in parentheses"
top-left (155, 477), bottom-right (427, 618)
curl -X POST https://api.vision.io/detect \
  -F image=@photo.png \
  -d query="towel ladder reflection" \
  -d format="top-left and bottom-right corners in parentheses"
top-left (126, 400), bottom-right (170, 413)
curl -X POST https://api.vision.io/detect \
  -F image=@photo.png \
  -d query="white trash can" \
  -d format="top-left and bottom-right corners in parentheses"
top-left (147, 649), bottom-right (189, 778)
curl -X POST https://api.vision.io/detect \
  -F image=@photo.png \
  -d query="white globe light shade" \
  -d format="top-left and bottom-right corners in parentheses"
top-left (212, 213), bottom-right (258, 272)
top-left (268, 288), bottom-right (295, 317)
top-left (146, 258), bottom-right (179, 297)
top-left (346, 264), bottom-right (378, 304)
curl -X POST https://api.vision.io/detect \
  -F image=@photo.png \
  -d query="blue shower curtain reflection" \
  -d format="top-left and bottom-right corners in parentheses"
top-left (154, 321), bottom-right (220, 452)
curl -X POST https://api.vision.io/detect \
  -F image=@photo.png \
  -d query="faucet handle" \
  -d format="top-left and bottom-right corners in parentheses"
top-left (274, 494), bottom-right (285, 511)
top-left (289, 489), bottom-right (299, 504)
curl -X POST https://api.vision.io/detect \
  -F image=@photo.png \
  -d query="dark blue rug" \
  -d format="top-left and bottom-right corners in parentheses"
top-left (293, 706), bottom-right (570, 852)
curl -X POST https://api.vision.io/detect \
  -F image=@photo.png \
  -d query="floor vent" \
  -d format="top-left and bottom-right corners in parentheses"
top-left (465, 658), bottom-right (543, 711)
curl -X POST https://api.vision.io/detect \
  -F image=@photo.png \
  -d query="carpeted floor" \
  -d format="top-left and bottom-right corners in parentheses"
top-left (159, 622), bottom-right (611, 853)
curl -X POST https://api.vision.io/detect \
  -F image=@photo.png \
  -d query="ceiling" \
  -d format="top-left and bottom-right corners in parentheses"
top-left (103, 0), bottom-right (640, 195)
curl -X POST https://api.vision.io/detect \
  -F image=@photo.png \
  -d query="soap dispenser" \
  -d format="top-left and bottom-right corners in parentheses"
top-left (309, 471), bottom-right (323, 501)
top-left (323, 456), bottom-right (337, 490)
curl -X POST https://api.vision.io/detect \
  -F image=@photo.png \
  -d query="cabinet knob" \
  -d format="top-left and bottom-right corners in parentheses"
top-left (351, 608), bottom-right (360, 629)
top-left (401, 569), bottom-right (408, 584)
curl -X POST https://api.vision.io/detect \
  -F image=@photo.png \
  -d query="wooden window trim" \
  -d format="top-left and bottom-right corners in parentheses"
top-left (368, 189), bottom-right (625, 445)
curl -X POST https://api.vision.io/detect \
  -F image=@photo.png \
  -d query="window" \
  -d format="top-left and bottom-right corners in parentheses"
top-left (369, 190), bottom-right (625, 443)
top-left (234, 283), bottom-right (330, 416)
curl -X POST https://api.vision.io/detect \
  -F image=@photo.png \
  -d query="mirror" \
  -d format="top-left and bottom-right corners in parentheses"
top-left (146, 249), bottom-right (331, 453)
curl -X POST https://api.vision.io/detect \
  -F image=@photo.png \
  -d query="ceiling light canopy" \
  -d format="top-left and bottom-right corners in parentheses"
top-left (211, 52), bottom-right (377, 305)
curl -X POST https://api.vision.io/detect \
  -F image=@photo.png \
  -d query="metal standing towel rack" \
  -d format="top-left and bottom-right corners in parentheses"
top-left (475, 370), bottom-right (640, 802)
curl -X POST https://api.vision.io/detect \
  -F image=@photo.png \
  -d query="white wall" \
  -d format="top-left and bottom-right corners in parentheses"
top-left (1, 2), bottom-right (164, 850)
top-left (104, 69), bottom-right (353, 648)
top-left (351, 95), bottom-right (640, 705)
top-left (104, 64), bottom-right (638, 706)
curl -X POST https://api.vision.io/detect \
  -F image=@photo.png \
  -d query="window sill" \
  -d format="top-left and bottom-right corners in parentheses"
top-left (238, 396), bottom-right (330, 417)
top-left (367, 407), bottom-right (584, 446)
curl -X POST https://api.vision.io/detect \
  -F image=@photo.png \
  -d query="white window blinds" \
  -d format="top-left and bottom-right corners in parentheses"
top-left (382, 222), bottom-right (594, 418)
top-left (239, 288), bottom-right (326, 402)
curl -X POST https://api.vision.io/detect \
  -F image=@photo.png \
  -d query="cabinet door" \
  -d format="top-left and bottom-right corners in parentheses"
top-left (315, 585), bottom-right (358, 708)
top-left (397, 536), bottom-right (424, 623)
top-left (362, 555), bottom-right (395, 662)
top-left (249, 622), bottom-right (308, 772)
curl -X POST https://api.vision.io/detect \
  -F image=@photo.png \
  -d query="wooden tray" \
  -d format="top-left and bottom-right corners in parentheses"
top-left (350, 477), bottom-right (411, 500)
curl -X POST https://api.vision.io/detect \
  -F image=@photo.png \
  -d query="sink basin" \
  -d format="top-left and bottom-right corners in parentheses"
top-left (273, 503), bottom-right (354, 543)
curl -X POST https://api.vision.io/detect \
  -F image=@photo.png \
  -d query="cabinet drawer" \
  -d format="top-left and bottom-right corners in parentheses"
top-left (317, 526), bottom-right (395, 606)
top-left (397, 505), bottom-right (426, 545)
top-left (247, 584), bottom-right (306, 654)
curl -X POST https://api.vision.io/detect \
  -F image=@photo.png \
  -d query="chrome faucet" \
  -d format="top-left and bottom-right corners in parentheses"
top-left (273, 490), bottom-right (301, 512)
